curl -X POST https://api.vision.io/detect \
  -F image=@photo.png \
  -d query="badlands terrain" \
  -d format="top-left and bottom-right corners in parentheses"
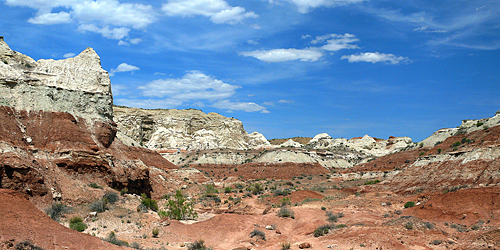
top-left (1, 36), bottom-right (500, 250)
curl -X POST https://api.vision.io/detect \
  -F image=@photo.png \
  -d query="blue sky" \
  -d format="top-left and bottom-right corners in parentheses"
top-left (1, 0), bottom-right (499, 142)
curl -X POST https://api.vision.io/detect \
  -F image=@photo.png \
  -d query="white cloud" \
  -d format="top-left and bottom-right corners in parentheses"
top-left (341, 52), bottom-right (412, 64)
top-left (129, 38), bottom-right (143, 44)
top-left (162, 0), bottom-right (258, 24)
top-left (118, 40), bottom-right (129, 46)
top-left (273, 0), bottom-right (366, 13)
top-left (240, 48), bottom-right (323, 62)
top-left (212, 100), bottom-right (268, 113)
top-left (311, 33), bottom-right (360, 51)
top-left (71, 0), bottom-right (155, 29)
top-left (140, 71), bottom-right (240, 101)
top-left (63, 52), bottom-right (76, 58)
top-left (278, 99), bottom-right (294, 103)
top-left (109, 63), bottom-right (140, 76)
top-left (7, 0), bottom-right (155, 39)
top-left (133, 71), bottom-right (265, 112)
top-left (28, 11), bottom-right (72, 25)
top-left (263, 101), bottom-right (275, 106)
top-left (78, 24), bottom-right (130, 40)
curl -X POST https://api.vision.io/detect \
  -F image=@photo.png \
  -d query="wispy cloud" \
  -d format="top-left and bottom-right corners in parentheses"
top-left (311, 33), bottom-right (360, 51)
top-left (63, 53), bottom-right (76, 58)
top-left (129, 71), bottom-right (268, 113)
top-left (240, 48), bottom-right (323, 62)
top-left (341, 52), bottom-right (411, 64)
top-left (270, 0), bottom-right (367, 13)
top-left (162, 0), bottom-right (258, 25)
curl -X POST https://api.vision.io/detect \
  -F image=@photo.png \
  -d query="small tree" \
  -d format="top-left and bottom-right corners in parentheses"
top-left (164, 190), bottom-right (197, 220)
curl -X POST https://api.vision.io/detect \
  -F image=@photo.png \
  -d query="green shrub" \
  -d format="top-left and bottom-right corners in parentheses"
top-left (249, 229), bottom-right (266, 240)
top-left (280, 242), bottom-right (291, 250)
top-left (45, 202), bottom-right (68, 221)
top-left (164, 190), bottom-right (197, 220)
top-left (140, 194), bottom-right (158, 212)
top-left (69, 216), bottom-right (87, 232)
top-left (252, 183), bottom-right (264, 195)
top-left (152, 228), bottom-right (159, 238)
top-left (188, 239), bottom-right (213, 250)
top-left (224, 187), bottom-right (233, 193)
top-left (437, 148), bottom-right (442, 154)
top-left (277, 206), bottom-right (295, 219)
top-left (89, 183), bottom-right (103, 189)
top-left (314, 224), bottom-right (333, 237)
top-left (364, 180), bottom-right (381, 185)
top-left (120, 187), bottom-right (128, 196)
top-left (326, 211), bottom-right (338, 222)
top-left (476, 122), bottom-right (484, 127)
top-left (321, 207), bottom-right (326, 211)
top-left (205, 185), bottom-right (219, 197)
top-left (451, 142), bottom-right (461, 148)
top-left (405, 222), bottom-right (413, 230)
top-left (404, 201), bottom-right (415, 208)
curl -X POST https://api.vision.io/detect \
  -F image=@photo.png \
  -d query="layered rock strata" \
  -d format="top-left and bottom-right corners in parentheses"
top-left (113, 106), bottom-right (271, 150)
top-left (0, 37), bottom-right (177, 203)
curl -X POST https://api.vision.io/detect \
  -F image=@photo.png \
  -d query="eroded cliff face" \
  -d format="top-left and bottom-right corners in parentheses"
top-left (0, 37), bottom-right (177, 204)
top-left (113, 106), bottom-right (271, 150)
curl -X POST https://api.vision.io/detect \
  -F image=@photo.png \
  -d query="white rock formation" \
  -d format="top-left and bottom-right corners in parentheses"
top-left (306, 132), bottom-right (413, 157)
top-left (0, 36), bottom-right (113, 121)
top-left (113, 106), bottom-right (271, 150)
top-left (278, 139), bottom-right (303, 148)
top-left (421, 112), bottom-right (500, 147)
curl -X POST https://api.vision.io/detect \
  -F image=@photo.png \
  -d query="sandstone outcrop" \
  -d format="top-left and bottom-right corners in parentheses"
top-left (0, 38), bottom-right (177, 204)
top-left (113, 106), bottom-right (271, 150)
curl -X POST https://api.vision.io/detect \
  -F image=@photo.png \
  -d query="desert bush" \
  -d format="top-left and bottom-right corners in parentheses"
top-left (131, 242), bottom-right (142, 249)
top-left (234, 182), bottom-right (245, 189)
top-left (437, 148), bottom-right (442, 153)
top-left (314, 224), bottom-right (333, 237)
top-left (424, 222), bottom-right (435, 229)
top-left (224, 187), bottom-right (233, 193)
top-left (120, 187), bottom-right (128, 196)
top-left (104, 231), bottom-right (129, 246)
top-left (280, 242), bottom-right (291, 250)
top-left (188, 239), bottom-right (213, 250)
top-left (321, 207), bottom-right (326, 211)
top-left (15, 240), bottom-right (44, 250)
top-left (45, 202), bottom-right (69, 221)
top-left (405, 222), bottom-right (413, 230)
top-left (252, 183), bottom-right (264, 195)
top-left (103, 192), bottom-right (119, 204)
top-left (90, 199), bottom-right (107, 212)
top-left (152, 228), bottom-right (159, 238)
top-left (205, 185), bottom-right (219, 197)
top-left (249, 229), bottom-right (266, 240)
top-left (364, 180), bottom-right (381, 185)
top-left (273, 189), bottom-right (291, 197)
top-left (326, 211), bottom-right (338, 222)
top-left (140, 193), bottom-right (158, 212)
top-left (69, 216), bottom-right (87, 232)
top-left (89, 183), bottom-right (103, 189)
top-left (404, 201), bottom-right (415, 208)
top-left (164, 190), bottom-right (197, 220)
top-left (430, 239), bottom-right (442, 245)
top-left (277, 206), bottom-right (295, 219)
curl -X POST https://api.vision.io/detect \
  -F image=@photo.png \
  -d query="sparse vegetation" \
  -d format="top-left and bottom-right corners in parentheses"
top-left (188, 239), bottom-right (213, 250)
top-left (45, 202), bottom-right (69, 221)
top-left (140, 193), bottom-right (158, 212)
top-left (364, 180), bottom-right (381, 185)
top-left (104, 231), bottom-right (129, 246)
top-left (405, 222), bottom-right (413, 230)
top-left (152, 228), bottom-right (159, 238)
top-left (90, 199), bottom-right (107, 213)
top-left (163, 190), bottom-right (197, 220)
top-left (15, 240), bottom-right (44, 250)
top-left (277, 206), bottom-right (295, 219)
top-left (314, 224), bottom-right (334, 237)
top-left (249, 229), bottom-right (266, 240)
top-left (120, 187), bottom-right (128, 196)
top-left (280, 242), bottom-right (291, 250)
top-left (88, 183), bottom-right (103, 189)
top-left (103, 192), bottom-right (119, 204)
